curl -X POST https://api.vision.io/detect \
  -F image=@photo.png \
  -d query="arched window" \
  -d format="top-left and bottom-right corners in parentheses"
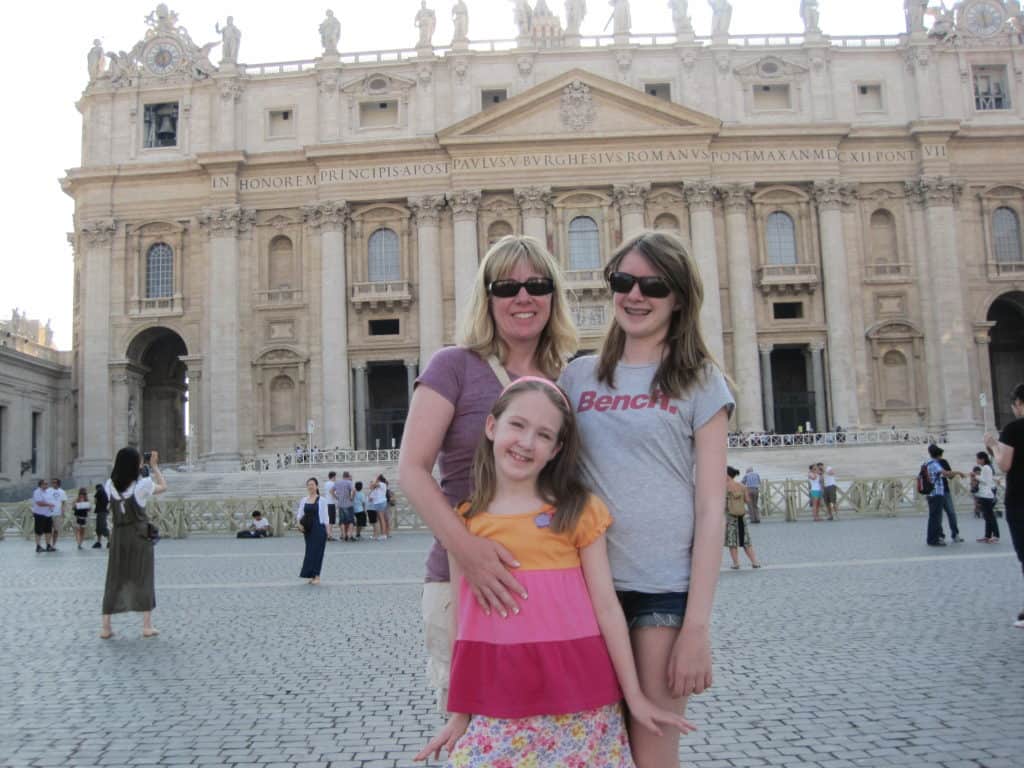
top-left (568, 216), bottom-right (600, 270)
top-left (487, 220), bottom-right (513, 246)
top-left (881, 350), bottom-right (911, 408)
top-left (653, 213), bottom-right (680, 231)
top-left (993, 207), bottom-right (1023, 263)
top-left (268, 235), bottom-right (294, 290)
top-left (368, 228), bottom-right (400, 282)
top-left (270, 375), bottom-right (296, 433)
top-left (765, 212), bottom-right (797, 265)
top-left (869, 209), bottom-right (898, 264)
top-left (145, 243), bottom-right (174, 298)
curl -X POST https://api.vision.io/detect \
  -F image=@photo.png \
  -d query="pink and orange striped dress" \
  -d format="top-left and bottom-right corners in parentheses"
top-left (446, 496), bottom-right (634, 767)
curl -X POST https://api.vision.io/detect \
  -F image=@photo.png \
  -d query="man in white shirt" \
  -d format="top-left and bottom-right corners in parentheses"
top-left (236, 510), bottom-right (271, 538)
top-left (48, 478), bottom-right (68, 550)
top-left (32, 479), bottom-right (55, 552)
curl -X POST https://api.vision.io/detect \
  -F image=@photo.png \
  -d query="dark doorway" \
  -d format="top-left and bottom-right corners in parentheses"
top-left (366, 362), bottom-right (408, 449)
top-left (771, 347), bottom-right (816, 434)
top-left (127, 328), bottom-right (188, 464)
top-left (988, 292), bottom-right (1024, 430)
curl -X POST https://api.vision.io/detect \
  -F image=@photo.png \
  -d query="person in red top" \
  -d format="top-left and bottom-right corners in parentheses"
top-left (416, 378), bottom-right (692, 766)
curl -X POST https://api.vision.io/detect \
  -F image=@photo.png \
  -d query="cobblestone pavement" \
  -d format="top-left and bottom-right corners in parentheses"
top-left (1, 516), bottom-right (1022, 768)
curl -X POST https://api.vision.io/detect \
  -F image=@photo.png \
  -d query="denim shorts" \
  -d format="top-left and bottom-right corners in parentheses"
top-left (617, 590), bottom-right (689, 629)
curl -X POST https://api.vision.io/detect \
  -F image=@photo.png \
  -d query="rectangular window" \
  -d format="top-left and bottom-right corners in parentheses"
top-left (973, 66), bottom-right (1010, 111)
top-left (359, 100), bottom-right (399, 128)
top-left (773, 302), bottom-right (804, 320)
top-left (481, 89), bottom-right (508, 109)
top-left (644, 83), bottom-right (671, 101)
top-left (267, 108), bottom-right (295, 138)
top-left (752, 84), bottom-right (791, 111)
top-left (369, 319), bottom-right (400, 336)
top-left (855, 83), bottom-right (884, 112)
top-left (143, 102), bottom-right (179, 148)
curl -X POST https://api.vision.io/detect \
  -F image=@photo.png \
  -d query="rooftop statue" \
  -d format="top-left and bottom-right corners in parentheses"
top-left (605, 0), bottom-right (630, 36)
top-left (511, 0), bottom-right (533, 38)
top-left (216, 16), bottom-right (241, 64)
top-left (87, 39), bottom-right (106, 81)
top-left (669, 0), bottom-right (693, 36)
top-left (800, 0), bottom-right (820, 34)
top-left (565, 0), bottom-right (587, 36)
top-left (708, 0), bottom-right (732, 37)
top-left (925, 2), bottom-right (956, 40)
top-left (415, 1), bottom-right (437, 48)
top-left (452, 0), bottom-right (469, 43)
top-left (904, 0), bottom-right (927, 35)
top-left (320, 9), bottom-right (341, 55)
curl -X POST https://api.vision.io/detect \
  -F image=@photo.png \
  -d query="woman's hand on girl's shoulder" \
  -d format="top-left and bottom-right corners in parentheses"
top-left (624, 692), bottom-right (697, 737)
top-left (414, 712), bottom-right (470, 762)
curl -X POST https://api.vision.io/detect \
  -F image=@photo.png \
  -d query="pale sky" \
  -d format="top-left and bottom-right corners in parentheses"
top-left (3, 0), bottom-right (905, 350)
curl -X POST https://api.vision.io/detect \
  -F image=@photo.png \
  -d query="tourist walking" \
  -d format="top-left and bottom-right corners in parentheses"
top-left (808, 464), bottom-right (823, 521)
top-left (296, 478), bottom-right (328, 584)
top-left (368, 476), bottom-right (389, 540)
top-left (560, 230), bottom-right (733, 767)
top-left (398, 234), bottom-right (576, 713)
top-left (73, 488), bottom-right (92, 549)
top-left (725, 467), bottom-right (761, 569)
top-left (741, 466), bottom-right (761, 522)
top-left (92, 483), bottom-right (110, 549)
top-left (823, 466), bottom-right (838, 520)
top-left (337, 471), bottom-right (356, 541)
top-left (32, 479), bottom-right (55, 553)
top-left (985, 382), bottom-right (1024, 628)
top-left (415, 378), bottom-right (693, 765)
top-left (974, 451), bottom-right (999, 543)
top-left (100, 448), bottom-right (166, 639)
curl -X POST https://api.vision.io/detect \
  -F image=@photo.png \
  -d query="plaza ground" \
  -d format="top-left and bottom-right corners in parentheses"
top-left (1, 516), bottom-right (1022, 768)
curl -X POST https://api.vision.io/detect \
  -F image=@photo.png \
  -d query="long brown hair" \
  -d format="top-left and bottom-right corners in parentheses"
top-left (596, 230), bottom-right (723, 398)
top-left (464, 379), bottom-right (588, 536)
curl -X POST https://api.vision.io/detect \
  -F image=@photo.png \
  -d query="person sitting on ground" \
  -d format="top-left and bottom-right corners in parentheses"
top-left (237, 510), bottom-right (270, 539)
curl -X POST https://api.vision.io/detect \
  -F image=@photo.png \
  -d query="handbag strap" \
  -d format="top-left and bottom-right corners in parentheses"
top-left (487, 355), bottom-right (512, 388)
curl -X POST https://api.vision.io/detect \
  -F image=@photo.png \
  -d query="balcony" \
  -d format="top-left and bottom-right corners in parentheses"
top-left (129, 295), bottom-right (184, 317)
top-left (254, 288), bottom-right (304, 310)
top-left (563, 268), bottom-right (608, 297)
top-left (864, 262), bottom-right (913, 283)
top-left (988, 260), bottom-right (1024, 280)
top-left (351, 280), bottom-right (413, 310)
top-left (756, 264), bottom-right (819, 295)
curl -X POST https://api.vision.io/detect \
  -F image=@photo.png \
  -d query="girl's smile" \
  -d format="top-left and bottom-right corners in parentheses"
top-left (485, 390), bottom-right (562, 485)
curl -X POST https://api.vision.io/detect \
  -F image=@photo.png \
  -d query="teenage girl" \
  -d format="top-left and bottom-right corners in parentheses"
top-left (560, 230), bottom-right (733, 767)
top-left (975, 451), bottom-right (999, 543)
top-left (73, 488), bottom-right (92, 549)
top-left (808, 464), bottom-right (823, 521)
top-left (416, 378), bottom-right (693, 766)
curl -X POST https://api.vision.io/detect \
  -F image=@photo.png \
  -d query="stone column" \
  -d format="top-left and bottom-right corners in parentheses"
top-left (405, 359), bottom-right (418, 408)
top-left (614, 183), bottom-right (650, 238)
top-left (409, 195), bottom-right (446, 366)
top-left (215, 78), bottom-right (243, 150)
top-left (759, 344), bottom-right (775, 433)
top-left (75, 218), bottom-right (117, 481)
top-left (109, 361), bottom-right (146, 453)
top-left (914, 177), bottom-right (975, 434)
top-left (305, 201), bottom-right (351, 448)
top-left (317, 69), bottom-right (341, 141)
top-left (515, 187), bottom-right (550, 245)
top-left (450, 189), bottom-right (481, 338)
top-left (684, 180), bottom-right (725, 364)
top-left (719, 184), bottom-right (764, 432)
top-left (810, 342), bottom-right (828, 432)
top-left (813, 180), bottom-right (857, 429)
top-left (198, 206), bottom-right (253, 470)
top-left (353, 363), bottom-right (368, 450)
top-left (974, 322), bottom-right (997, 433)
top-left (179, 355), bottom-right (204, 468)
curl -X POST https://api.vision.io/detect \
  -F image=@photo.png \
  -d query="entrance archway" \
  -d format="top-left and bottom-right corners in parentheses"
top-left (771, 347), bottom-right (816, 434)
top-left (988, 291), bottom-right (1024, 429)
top-left (126, 327), bottom-right (188, 464)
top-left (366, 361), bottom-right (408, 449)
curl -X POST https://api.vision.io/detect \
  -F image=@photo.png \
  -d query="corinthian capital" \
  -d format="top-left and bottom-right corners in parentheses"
top-left (717, 184), bottom-right (753, 212)
top-left (917, 176), bottom-right (963, 207)
top-left (302, 201), bottom-right (349, 231)
top-left (448, 189), bottom-right (482, 221)
top-left (198, 206), bottom-right (256, 235)
top-left (515, 186), bottom-right (551, 217)
top-left (80, 218), bottom-right (117, 247)
top-left (683, 180), bottom-right (716, 211)
top-left (812, 179), bottom-right (855, 210)
top-left (613, 183), bottom-right (650, 216)
top-left (409, 195), bottom-right (446, 226)
top-left (218, 79), bottom-right (244, 103)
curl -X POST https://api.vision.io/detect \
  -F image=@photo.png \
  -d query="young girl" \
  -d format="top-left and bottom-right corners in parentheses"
top-left (416, 378), bottom-right (693, 766)
top-left (353, 481), bottom-right (367, 540)
top-left (73, 487), bottom-right (92, 550)
top-left (559, 230), bottom-right (733, 767)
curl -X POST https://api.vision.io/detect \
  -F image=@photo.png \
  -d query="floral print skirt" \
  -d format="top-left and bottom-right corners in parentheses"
top-left (445, 702), bottom-right (634, 767)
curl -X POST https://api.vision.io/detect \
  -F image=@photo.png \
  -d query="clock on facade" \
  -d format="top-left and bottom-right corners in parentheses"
top-left (963, 0), bottom-right (1008, 37)
top-left (145, 41), bottom-right (183, 75)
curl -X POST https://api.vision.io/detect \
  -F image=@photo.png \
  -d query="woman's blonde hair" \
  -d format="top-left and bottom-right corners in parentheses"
top-left (464, 379), bottom-right (588, 535)
top-left (460, 235), bottom-right (578, 381)
top-left (597, 229), bottom-right (724, 398)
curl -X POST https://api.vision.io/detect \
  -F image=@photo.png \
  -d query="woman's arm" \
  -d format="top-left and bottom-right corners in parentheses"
top-left (581, 535), bottom-right (695, 735)
top-left (398, 386), bottom-right (525, 616)
top-left (148, 452), bottom-right (167, 495)
top-left (985, 432), bottom-right (1015, 474)
top-left (669, 407), bottom-right (728, 698)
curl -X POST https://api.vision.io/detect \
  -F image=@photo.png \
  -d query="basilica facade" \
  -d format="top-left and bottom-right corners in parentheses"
top-left (65, 3), bottom-right (1024, 478)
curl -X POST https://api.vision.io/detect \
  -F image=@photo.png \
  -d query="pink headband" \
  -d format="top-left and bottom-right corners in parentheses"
top-left (502, 376), bottom-right (571, 411)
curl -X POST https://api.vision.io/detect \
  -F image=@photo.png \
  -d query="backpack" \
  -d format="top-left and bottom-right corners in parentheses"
top-left (916, 462), bottom-right (934, 495)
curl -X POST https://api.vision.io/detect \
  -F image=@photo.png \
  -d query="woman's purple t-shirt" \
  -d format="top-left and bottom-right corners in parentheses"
top-left (415, 346), bottom-right (510, 582)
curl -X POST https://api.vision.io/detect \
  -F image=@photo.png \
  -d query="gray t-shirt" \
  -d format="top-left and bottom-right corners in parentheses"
top-left (559, 355), bottom-right (734, 593)
top-left (335, 478), bottom-right (354, 508)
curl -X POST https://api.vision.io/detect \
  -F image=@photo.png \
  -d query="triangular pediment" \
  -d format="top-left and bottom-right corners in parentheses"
top-left (438, 69), bottom-right (720, 146)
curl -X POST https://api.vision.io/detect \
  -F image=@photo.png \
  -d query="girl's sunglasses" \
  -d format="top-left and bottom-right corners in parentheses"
top-left (488, 277), bottom-right (555, 298)
top-left (607, 271), bottom-right (673, 299)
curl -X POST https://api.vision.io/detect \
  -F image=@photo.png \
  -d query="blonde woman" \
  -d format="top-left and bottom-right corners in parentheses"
top-left (398, 235), bottom-right (577, 712)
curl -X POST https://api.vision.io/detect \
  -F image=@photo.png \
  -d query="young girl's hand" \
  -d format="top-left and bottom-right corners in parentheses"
top-left (414, 712), bottom-right (470, 762)
top-left (668, 624), bottom-right (713, 697)
top-left (625, 693), bottom-right (697, 736)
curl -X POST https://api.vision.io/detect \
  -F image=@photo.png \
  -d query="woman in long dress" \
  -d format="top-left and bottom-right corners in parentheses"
top-left (297, 478), bottom-right (329, 584)
top-left (100, 448), bottom-right (166, 639)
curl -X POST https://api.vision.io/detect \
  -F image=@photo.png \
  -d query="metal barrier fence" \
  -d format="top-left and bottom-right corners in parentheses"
top-left (2, 476), bottom-right (996, 539)
top-left (727, 429), bottom-right (937, 449)
top-left (241, 449), bottom-right (400, 471)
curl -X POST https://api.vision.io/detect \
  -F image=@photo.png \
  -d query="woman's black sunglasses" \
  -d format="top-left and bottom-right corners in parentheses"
top-left (488, 277), bottom-right (555, 298)
top-left (607, 271), bottom-right (673, 299)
